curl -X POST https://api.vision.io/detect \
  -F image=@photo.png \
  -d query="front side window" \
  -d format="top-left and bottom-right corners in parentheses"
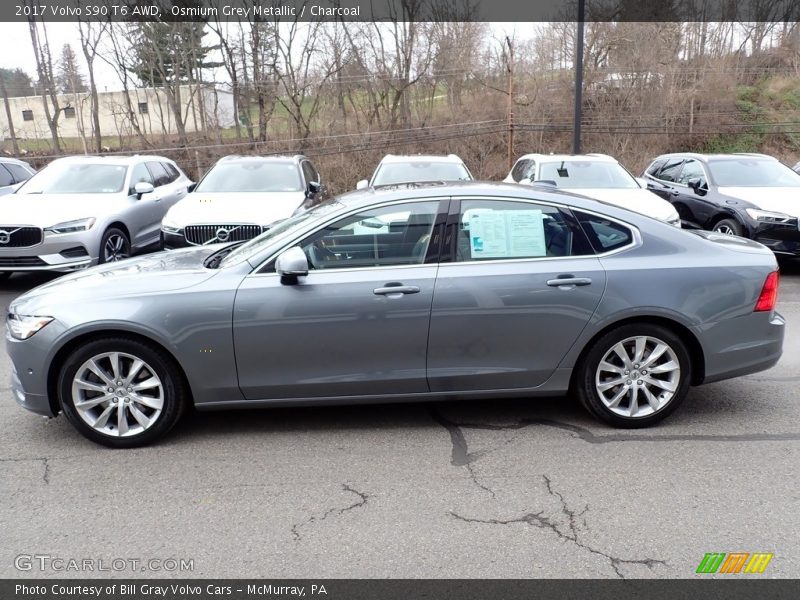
top-left (454, 199), bottom-right (593, 261)
top-left (0, 165), bottom-right (14, 187)
top-left (300, 201), bottom-right (440, 270)
top-left (372, 162), bottom-right (471, 186)
top-left (301, 161), bottom-right (318, 184)
top-left (129, 163), bottom-right (154, 194)
top-left (16, 162), bottom-right (127, 194)
top-left (146, 161), bottom-right (170, 187)
top-left (195, 161), bottom-right (303, 193)
top-left (676, 159), bottom-right (706, 186)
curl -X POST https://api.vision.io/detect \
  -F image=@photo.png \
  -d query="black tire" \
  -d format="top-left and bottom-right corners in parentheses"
top-left (575, 323), bottom-right (691, 428)
top-left (711, 218), bottom-right (744, 237)
top-left (99, 227), bottom-right (131, 264)
top-left (58, 337), bottom-right (188, 448)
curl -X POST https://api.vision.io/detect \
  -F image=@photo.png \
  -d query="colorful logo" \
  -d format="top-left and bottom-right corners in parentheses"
top-left (696, 552), bottom-right (773, 574)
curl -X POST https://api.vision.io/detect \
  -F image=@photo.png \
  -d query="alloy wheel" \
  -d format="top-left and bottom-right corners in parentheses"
top-left (594, 335), bottom-right (681, 418)
top-left (71, 352), bottom-right (164, 437)
top-left (104, 234), bottom-right (129, 262)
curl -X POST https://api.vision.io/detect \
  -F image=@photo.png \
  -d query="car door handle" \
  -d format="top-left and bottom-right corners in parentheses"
top-left (547, 277), bottom-right (592, 287)
top-left (670, 189), bottom-right (680, 196)
top-left (373, 284), bottom-right (420, 296)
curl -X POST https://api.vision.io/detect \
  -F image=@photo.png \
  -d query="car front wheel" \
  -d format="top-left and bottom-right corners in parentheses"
top-left (58, 337), bottom-right (187, 448)
top-left (712, 218), bottom-right (743, 237)
top-left (575, 324), bottom-right (691, 428)
top-left (99, 227), bottom-right (131, 263)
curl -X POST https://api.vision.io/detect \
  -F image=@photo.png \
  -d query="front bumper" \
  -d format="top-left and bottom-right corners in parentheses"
top-left (0, 230), bottom-right (96, 272)
top-left (750, 221), bottom-right (800, 257)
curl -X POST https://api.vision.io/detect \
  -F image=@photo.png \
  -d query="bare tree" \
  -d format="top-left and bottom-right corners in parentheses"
top-left (77, 18), bottom-right (109, 152)
top-left (28, 17), bottom-right (61, 152)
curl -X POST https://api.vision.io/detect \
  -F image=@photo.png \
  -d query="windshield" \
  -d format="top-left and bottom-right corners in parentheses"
top-left (17, 162), bottom-right (127, 194)
top-left (708, 159), bottom-right (800, 187)
top-left (219, 200), bottom-right (344, 267)
top-left (195, 161), bottom-right (302, 193)
top-left (538, 161), bottom-right (639, 189)
top-left (372, 161), bottom-right (471, 186)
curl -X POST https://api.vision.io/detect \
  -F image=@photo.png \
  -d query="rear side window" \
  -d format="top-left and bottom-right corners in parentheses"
top-left (653, 158), bottom-right (684, 182)
top-left (453, 199), bottom-right (593, 261)
top-left (676, 159), bottom-right (706, 185)
top-left (0, 165), bottom-right (14, 187)
top-left (301, 161), bottom-right (318, 184)
top-left (146, 161), bottom-right (170, 187)
top-left (646, 159), bottom-right (666, 176)
top-left (510, 159), bottom-right (535, 182)
top-left (574, 210), bottom-right (634, 253)
top-left (162, 162), bottom-right (180, 183)
top-left (4, 162), bottom-right (33, 183)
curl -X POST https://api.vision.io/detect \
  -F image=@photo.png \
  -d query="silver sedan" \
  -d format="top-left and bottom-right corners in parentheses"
top-left (6, 182), bottom-right (784, 447)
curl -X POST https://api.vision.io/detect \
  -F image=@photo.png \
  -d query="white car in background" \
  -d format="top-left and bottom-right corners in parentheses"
top-left (161, 155), bottom-right (325, 248)
top-left (356, 154), bottom-right (473, 189)
top-left (504, 153), bottom-right (681, 227)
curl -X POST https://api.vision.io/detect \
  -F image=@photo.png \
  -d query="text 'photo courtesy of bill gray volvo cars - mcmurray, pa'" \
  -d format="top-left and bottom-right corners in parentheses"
top-left (5, 178), bottom-right (784, 448)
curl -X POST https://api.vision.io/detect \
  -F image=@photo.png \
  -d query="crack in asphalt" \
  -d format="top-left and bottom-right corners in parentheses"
top-left (429, 410), bottom-right (800, 445)
top-left (291, 484), bottom-right (369, 541)
top-left (0, 457), bottom-right (50, 484)
top-left (450, 475), bottom-right (665, 579)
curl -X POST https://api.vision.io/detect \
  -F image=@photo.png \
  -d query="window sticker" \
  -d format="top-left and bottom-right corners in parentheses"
top-left (465, 209), bottom-right (546, 259)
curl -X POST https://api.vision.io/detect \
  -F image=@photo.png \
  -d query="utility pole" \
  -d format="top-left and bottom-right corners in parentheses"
top-left (506, 36), bottom-right (514, 170)
top-left (572, 0), bottom-right (586, 154)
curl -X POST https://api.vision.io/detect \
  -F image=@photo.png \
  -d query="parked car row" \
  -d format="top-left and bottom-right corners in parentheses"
top-left (2, 149), bottom-right (800, 283)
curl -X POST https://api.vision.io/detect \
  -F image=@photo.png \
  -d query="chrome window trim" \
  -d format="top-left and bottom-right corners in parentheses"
top-left (248, 196), bottom-right (449, 275)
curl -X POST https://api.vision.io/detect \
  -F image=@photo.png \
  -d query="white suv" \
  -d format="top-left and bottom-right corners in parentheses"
top-left (357, 154), bottom-right (473, 189)
top-left (161, 155), bottom-right (325, 248)
top-left (504, 153), bottom-right (681, 226)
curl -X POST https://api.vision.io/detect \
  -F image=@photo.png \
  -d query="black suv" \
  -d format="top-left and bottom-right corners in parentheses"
top-left (642, 153), bottom-right (800, 257)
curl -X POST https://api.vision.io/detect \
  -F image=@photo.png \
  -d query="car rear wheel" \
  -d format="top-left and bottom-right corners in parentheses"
top-left (575, 324), bottom-right (691, 428)
top-left (712, 218), bottom-right (743, 237)
top-left (100, 227), bottom-right (131, 263)
top-left (58, 337), bottom-right (187, 448)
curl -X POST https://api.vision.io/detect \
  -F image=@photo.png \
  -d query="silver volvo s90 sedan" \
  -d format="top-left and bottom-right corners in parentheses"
top-left (0, 155), bottom-right (191, 280)
top-left (6, 182), bottom-right (784, 447)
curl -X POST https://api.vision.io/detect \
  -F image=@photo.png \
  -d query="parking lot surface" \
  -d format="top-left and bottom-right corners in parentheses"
top-left (2, 262), bottom-right (799, 579)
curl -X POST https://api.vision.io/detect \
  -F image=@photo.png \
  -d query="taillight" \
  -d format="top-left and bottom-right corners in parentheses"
top-left (754, 271), bottom-right (779, 312)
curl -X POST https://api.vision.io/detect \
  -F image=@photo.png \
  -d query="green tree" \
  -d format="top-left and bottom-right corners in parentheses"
top-left (0, 68), bottom-right (35, 97)
top-left (57, 43), bottom-right (87, 93)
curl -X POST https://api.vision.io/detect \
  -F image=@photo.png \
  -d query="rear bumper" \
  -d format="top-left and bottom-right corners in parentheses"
top-left (700, 311), bottom-right (785, 384)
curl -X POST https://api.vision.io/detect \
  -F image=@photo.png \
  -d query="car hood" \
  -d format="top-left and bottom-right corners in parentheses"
top-left (566, 188), bottom-right (679, 222)
top-left (0, 193), bottom-right (123, 227)
top-left (164, 192), bottom-right (305, 226)
top-left (718, 187), bottom-right (800, 217)
top-left (9, 247), bottom-right (220, 314)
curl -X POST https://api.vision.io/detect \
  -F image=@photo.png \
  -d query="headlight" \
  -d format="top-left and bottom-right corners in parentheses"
top-left (6, 314), bottom-right (54, 340)
top-left (45, 218), bottom-right (96, 234)
top-left (161, 215), bottom-right (183, 234)
top-left (745, 209), bottom-right (796, 225)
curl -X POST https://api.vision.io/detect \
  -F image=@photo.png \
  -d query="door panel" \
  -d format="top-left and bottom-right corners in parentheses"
top-left (427, 258), bottom-right (605, 391)
top-left (233, 266), bottom-right (437, 399)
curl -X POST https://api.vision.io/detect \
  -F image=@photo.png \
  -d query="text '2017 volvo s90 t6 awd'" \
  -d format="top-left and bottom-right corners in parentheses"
top-left (6, 182), bottom-right (784, 447)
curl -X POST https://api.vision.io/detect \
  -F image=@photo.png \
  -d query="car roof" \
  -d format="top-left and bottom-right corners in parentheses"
top-left (0, 157), bottom-right (32, 166)
top-left (217, 154), bottom-right (305, 164)
top-left (650, 152), bottom-right (778, 163)
top-left (378, 154), bottom-right (465, 164)
top-left (51, 154), bottom-right (176, 166)
top-left (335, 180), bottom-right (640, 217)
top-left (514, 153), bottom-right (618, 163)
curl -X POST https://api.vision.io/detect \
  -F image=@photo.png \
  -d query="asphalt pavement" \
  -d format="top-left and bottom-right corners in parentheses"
top-left (1, 262), bottom-right (799, 579)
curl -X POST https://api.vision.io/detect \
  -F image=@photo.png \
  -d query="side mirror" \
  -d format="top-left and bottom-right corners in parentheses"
top-left (356, 179), bottom-right (369, 190)
top-left (134, 181), bottom-right (154, 199)
top-left (275, 246), bottom-right (308, 281)
top-left (188, 182), bottom-right (197, 193)
top-left (688, 177), bottom-right (707, 195)
top-left (307, 181), bottom-right (321, 197)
